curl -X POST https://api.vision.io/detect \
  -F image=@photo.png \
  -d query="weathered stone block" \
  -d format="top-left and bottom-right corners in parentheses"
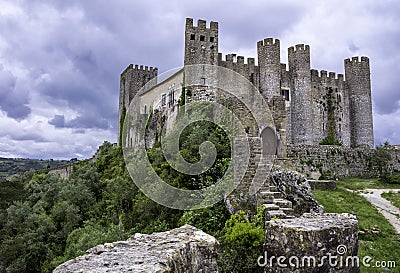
top-left (53, 225), bottom-right (219, 273)
top-left (263, 213), bottom-right (359, 273)
top-left (308, 180), bottom-right (337, 190)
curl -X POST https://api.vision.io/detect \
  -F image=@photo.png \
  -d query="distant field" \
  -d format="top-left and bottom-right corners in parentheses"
top-left (0, 157), bottom-right (71, 179)
top-left (313, 178), bottom-right (400, 273)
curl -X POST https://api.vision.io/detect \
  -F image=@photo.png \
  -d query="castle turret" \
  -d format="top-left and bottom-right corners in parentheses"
top-left (184, 18), bottom-right (218, 65)
top-left (288, 44), bottom-right (314, 145)
top-left (345, 56), bottom-right (373, 148)
top-left (118, 64), bottom-right (158, 145)
top-left (184, 18), bottom-right (219, 102)
top-left (257, 38), bottom-right (281, 101)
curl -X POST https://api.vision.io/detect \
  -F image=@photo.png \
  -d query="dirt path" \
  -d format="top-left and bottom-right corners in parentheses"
top-left (357, 189), bottom-right (400, 234)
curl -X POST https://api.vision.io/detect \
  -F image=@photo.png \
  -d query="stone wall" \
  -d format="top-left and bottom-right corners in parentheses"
top-left (278, 145), bottom-right (375, 179)
top-left (53, 225), bottom-right (218, 273)
top-left (277, 144), bottom-right (400, 180)
top-left (48, 164), bottom-right (73, 180)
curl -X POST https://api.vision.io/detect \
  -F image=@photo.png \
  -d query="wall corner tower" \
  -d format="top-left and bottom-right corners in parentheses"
top-left (184, 18), bottom-right (218, 66)
top-left (118, 64), bottom-right (158, 145)
top-left (257, 38), bottom-right (281, 101)
top-left (345, 56), bottom-right (374, 148)
top-left (288, 44), bottom-right (313, 145)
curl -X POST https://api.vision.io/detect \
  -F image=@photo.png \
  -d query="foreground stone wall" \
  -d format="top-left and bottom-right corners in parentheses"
top-left (264, 213), bottom-right (359, 273)
top-left (53, 225), bottom-right (218, 273)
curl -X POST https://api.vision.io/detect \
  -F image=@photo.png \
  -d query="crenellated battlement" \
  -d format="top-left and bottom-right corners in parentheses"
top-left (134, 64), bottom-right (158, 72)
top-left (345, 56), bottom-right (369, 65)
top-left (288, 44), bottom-right (310, 54)
top-left (185, 18), bottom-right (218, 31)
top-left (257, 38), bottom-right (280, 48)
top-left (218, 53), bottom-right (257, 66)
top-left (122, 64), bottom-right (158, 76)
top-left (310, 69), bottom-right (344, 81)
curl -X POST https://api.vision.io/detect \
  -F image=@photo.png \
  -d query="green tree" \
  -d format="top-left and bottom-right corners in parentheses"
top-left (218, 212), bottom-right (264, 273)
top-left (371, 142), bottom-right (392, 182)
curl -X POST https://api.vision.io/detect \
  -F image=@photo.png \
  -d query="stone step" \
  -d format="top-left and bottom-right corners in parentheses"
top-left (258, 191), bottom-right (274, 197)
top-left (281, 207), bottom-right (295, 216)
top-left (269, 185), bottom-right (278, 192)
top-left (257, 192), bottom-right (274, 204)
top-left (263, 203), bottom-right (280, 211)
top-left (270, 191), bottom-right (282, 198)
top-left (273, 198), bottom-right (292, 208)
top-left (266, 210), bottom-right (287, 220)
top-left (258, 185), bottom-right (270, 193)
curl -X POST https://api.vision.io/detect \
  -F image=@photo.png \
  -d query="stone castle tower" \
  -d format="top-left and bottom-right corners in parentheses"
top-left (119, 18), bottom-right (374, 150)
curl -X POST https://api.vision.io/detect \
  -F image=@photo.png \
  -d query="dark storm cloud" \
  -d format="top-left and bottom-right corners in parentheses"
top-left (48, 114), bottom-right (65, 128)
top-left (11, 132), bottom-right (47, 142)
top-left (49, 112), bottom-right (109, 130)
top-left (0, 66), bottom-right (31, 119)
top-left (1, 0), bottom-right (400, 158)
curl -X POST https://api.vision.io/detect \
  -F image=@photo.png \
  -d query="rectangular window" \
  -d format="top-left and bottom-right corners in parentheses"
top-left (210, 36), bottom-right (215, 42)
top-left (200, 77), bottom-right (206, 85)
top-left (200, 35), bottom-right (205, 41)
top-left (168, 91), bottom-right (175, 107)
top-left (190, 34), bottom-right (195, 40)
top-left (281, 89), bottom-right (290, 101)
top-left (161, 94), bottom-right (166, 106)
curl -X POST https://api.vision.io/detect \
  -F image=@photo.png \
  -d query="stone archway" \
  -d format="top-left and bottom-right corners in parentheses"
top-left (261, 127), bottom-right (278, 156)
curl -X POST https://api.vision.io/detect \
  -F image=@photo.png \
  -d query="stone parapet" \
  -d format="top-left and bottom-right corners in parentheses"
top-left (53, 225), bottom-right (218, 273)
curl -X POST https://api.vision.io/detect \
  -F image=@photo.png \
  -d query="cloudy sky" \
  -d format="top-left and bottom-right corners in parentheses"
top-left (0, 0), bottom-right (399, 159)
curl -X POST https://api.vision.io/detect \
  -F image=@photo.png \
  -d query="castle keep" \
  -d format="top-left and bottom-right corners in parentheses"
top-left (119, 18), bottom-right (374, 154)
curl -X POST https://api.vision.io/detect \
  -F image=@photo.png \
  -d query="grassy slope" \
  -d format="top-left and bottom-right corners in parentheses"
top-left (313, 179), bottom-right (400, 273)
top-left (382, 192), bottom-right (400, 209)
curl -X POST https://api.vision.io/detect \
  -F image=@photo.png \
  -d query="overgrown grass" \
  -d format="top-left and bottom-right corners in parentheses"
top-left (382, 192), bottom-right (400, 209)
top-left (313, 178), bottom-right (400, 272)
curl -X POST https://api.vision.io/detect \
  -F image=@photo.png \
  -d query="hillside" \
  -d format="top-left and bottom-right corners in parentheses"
top-left (0, 157), bottom-right (72, 180)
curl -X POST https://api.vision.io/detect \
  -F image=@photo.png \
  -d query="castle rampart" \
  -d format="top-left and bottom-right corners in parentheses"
top-left (218, 53), bottom-right (260, 88)
top-left (119, 18), bottom-right (374, 150)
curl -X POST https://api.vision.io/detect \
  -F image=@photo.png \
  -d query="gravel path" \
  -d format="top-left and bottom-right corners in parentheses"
top-left (358, 189), bottom-right (400, 234)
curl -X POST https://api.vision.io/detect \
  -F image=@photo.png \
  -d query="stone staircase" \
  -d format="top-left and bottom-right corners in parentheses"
top-left (255, 157), bottom-right (295, 220)
top-left (257, 184), bottom-right (295, 220)
top-left (233, 135), bottom-right (295, 219)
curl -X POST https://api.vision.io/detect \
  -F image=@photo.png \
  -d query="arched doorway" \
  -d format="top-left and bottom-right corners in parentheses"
top-left (261, 127), bottom-right (278, 156)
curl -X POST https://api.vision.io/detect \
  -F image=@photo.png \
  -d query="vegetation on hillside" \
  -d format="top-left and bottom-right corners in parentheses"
top-left (0, 158), bottom-right (71, 180)
top-left (2, 106), bottom-right (399, 272)
top-left (0, 113), bottom-right (262, 273)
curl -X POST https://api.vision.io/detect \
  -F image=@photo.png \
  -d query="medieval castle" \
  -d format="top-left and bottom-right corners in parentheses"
top-left (119, 18), bottom-right (374, 155)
